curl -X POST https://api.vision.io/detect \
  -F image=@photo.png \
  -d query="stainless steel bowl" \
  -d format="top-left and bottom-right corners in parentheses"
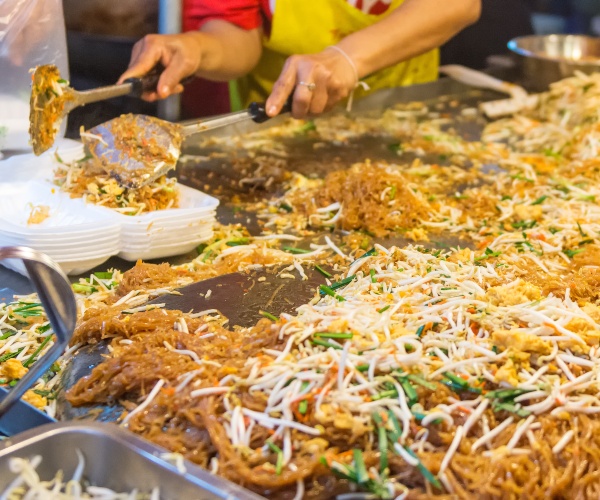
top-left (508, 35), bottom-right (600, 91)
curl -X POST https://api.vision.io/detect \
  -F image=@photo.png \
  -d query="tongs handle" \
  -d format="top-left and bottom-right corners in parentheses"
top-left (0, 248), bottom-right (76, 420)
top-left (124, 64), bottom-right (195, 98)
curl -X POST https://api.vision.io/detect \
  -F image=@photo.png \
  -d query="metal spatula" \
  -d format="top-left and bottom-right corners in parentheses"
top-left (0, 247), bottom-right (76, 428)
top-left (81, 99), bottom-right (292, 189)
top-left (29, 64), bottom-right (177, 156)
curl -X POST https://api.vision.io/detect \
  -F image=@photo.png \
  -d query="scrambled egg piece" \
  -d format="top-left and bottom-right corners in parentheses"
top-left (301, 438), bottom-right (329, 454)
top-left (0, 358), bottom-right (28, 380)
top-left (492, 329), bottom-right (552, 355)
top-left (495, 358), bottom-right (519, 386)
top-left (448, 248), bottom-right (473, 264)
top-left (22, 390), bottom-right (47, 409)
top-left (404, 227), bottom-right (429, 242)
top-left (486, 280), bottom-right (541, 306)
top-left (316, 404), bottom-right (367, 441)
top-left (557, 317), bottom-right (600, 354)
top-left (513, 204), bottom-right (543, 221)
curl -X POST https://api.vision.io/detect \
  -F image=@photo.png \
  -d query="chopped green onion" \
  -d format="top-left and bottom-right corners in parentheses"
top-left (372, 389), bottom-right (398, 401)
top-left (314, 332), bottom-right (353, 339)
top-left (377, 305), bottom-right (391, 314)
top-left (577, 222), bottom-right (587, 237)
top-left (226, 238), bottom-right (250, 246)
top-left (386, 410), bottom-right (403, 443)
top-left (0, 331), bottom-right (16, 340)
top-left (486, 388), bottom-right (533, 401)
top-left (492, 400), bottom-right (531, 417)
top-left (356, 364), bottom-right (369, 372)
top-left (531, 195), bottom-right (547, 205)
top-left (353, 449), bottom-right (369, 484)
top-left (279, 203), bottom-right (293, 213)
top-left (72, 283), bottom-right (97, 294)
top-left (370, 269), bottom-right (377, 283)
top-left (267, 441), bottom-right (284, 475)
top-left (416, 325), bottom-right (425, 337)
top-left (93, 271), bottom-right (113, 279)
top-left (350, 248), bottom-right (377, 266)
top-left (319, 285), bottom-right (345, 302)
top-left (297, 120), bottom-right (316, 133)
top-left (12, 302), bottom-right (42, 313)
top-left (298, 399), bottom-right (308, 414)
top-left (311, 339), bottom-right (343, 350)
top-left (563, 248), bottom-right (585, 258)
top-left (0, 347), bottom-right (25, 364)
top-left (22, 335), bottom-right (53, 368)
top-left (442, 372), bottom-right (469, 389)
top-left (315, 265), bottom-right (332, 278)
top-left (283, 246), bottom-right (311, 254)
top-left (259, 310), bottom-right (279, 322)
top-left (399, 378), bottom-right (418, 407)
top-left (328, 275), bottom-right (357, 292)
top-left (402, 447), bottom-right (442, 489)
top-left (407, 374), bottom-right (437, 391)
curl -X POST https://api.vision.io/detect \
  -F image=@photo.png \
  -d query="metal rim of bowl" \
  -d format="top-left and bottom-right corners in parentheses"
top-left (508, 34), bottom-right (600, 67)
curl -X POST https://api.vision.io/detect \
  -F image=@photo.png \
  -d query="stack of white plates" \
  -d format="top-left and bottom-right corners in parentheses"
top-left (0, 179), bottom-right (219, 276)
top-left (116, 184), bottom-right (218, 260)
top-left (0, 182), bottom-right (121, 275)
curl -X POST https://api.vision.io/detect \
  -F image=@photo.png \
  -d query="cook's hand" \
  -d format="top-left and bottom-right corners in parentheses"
top-left (118, 33), bottom-right (203, 101)
top-left (266, 47), bottom-right (358, 119)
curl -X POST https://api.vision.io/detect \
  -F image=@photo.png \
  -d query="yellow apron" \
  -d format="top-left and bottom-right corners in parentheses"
top-left (237, 0), bottom-right (439, 106)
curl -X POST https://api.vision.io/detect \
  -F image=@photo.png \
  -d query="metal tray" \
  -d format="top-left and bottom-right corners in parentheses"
top-left (0, 421), bottom-right (263, 500)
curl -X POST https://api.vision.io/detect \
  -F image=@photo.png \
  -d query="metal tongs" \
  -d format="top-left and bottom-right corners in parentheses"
top-left (81, 99), bottom-right (293, 189)
top-left (0, 247), bottom-right (76, 433)
top-left (29, 64), bottom-right (177, 156)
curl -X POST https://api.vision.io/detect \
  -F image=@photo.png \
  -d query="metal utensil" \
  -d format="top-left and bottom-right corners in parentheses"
top-left (0, 422), bottom-right (262, 499)
top-left (508, 35), bottom-right (600, 92)
top-left (82, 100), bottom-right (292, 189)
top-left (439, 65), bottom-right (539, 118)
top-left (0, 247), bottom-right (76, 422)
top-left (29, 64), bottom-right (175, 156)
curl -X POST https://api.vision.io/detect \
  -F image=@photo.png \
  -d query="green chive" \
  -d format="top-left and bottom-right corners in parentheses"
top-left (356, 364), bottom-right (369, 372)
top-left (370, 269), bottom-right (377, 283)
top-left (377, 422), bottom-right (388, 474)
top-left (12, 302), bottom-right (42, 312)
top-left (407, 374), bottom-right (437, 391)
top-left (226, 238), bottom-right (250, 246)
top-left (372, 389), bottom-right (398, 401)
top-left (298, 399), bottom-right (308, 414)
top-left (22, 335), bottom-right (53, 368)
top-left (486, 388), bottom-right (533, 400)
top-left (72, 283), bottom-right (97, 294)
top-left (399, 378), bottom-right (418, 407)
top-left (377, 305), bottom-right (391, 314)
top-left (386, 410), bottom-right (403, 443)
top-left (563, 248), bottom-right (584, 258)
top-left (390, 186), bottom-right (397, 200)
top-left (402, 447), bottom-right (442, 489)
top-left (353, 449), bottom-right (369, 484)
top-left (350, 248), bottom-right (377, 266)
top-left (328, 275), bottom-right (357, 291)
top-left (267, 441), bottom-right (284, 475)
top-left (492, 400), bottom-right (531, 417)
top-left (319, 285), bottom-right (345, 302)
top-left (442, 372), bottom-right (468, 389)
top-left (283, 246), bottom-right (311, 254)
top-left (36, 324), bottom-right (52, 334)
top-left (93, 271), bottom-right (113, 279)
top-left (416, 325), bottom-right (425, 337)
top-left (279, 203), bottom-right (293, 213)
top-left (0, 331), bottom-right (16, 341)
top-left (259, 310), bottom-right (279, 322)
top-left (314, 332), bottom-right (353, 339)
top-left (315, 265), bottom-right (332, 278)
top-left (531, 195), bottom-right (547, 205)
top-left (311, 339), bottom-right (343, 350)
top-left (0, 347), bottom-right (25, 364)
top-left (577, 222), bottom-right (587, 237)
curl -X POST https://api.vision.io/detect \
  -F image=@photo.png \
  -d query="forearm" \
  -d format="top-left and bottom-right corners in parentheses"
top-left (194, 20), bottom-right (262, 81)
top-left (337, 0), bottom-right (481, 78)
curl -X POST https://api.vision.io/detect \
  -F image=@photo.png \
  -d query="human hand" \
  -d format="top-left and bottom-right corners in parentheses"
top-left (265, 47), bottom-right (358, 119)
top-left (118, 33), bottom-right (204, 101)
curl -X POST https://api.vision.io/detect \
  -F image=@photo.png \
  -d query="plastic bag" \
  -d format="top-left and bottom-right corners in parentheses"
top-left (0, 0), bottom-right (69, 152)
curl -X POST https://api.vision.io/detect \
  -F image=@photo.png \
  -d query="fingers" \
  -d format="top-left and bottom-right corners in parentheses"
top-left (266, 56), bottom-right (298, 117)
top-left (156, 51), bottom-right (193, 99)
top-left (118, 35), bottom-right (163, 85)
top-left (309, 68), bottom-right (330, 115)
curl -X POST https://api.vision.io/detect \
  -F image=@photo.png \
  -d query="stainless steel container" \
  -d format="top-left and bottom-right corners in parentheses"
top-left (508, 35), bottom-right (600, 91)
top-left (0, 422), bottom-right (263, 500)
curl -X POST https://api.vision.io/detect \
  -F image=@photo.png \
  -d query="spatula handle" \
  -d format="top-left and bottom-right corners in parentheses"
top-left (249, 95), bottom-right (294, 123)
top-left (124, 64), bottom-right (195, 98)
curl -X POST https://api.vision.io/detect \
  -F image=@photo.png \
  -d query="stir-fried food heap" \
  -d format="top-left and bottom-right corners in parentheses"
top-left (29, 65), bottom-right (72, 156)
top-left (6, 71), bottom-right (600, 498)
top-left (53, 154), bottom-right (179, 215)
top-left (66, 246), bottom-right (600, 498)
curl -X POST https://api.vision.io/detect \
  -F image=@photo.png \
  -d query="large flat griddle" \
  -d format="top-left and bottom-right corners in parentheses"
top-left (2, 72), bottom-right (520, 426)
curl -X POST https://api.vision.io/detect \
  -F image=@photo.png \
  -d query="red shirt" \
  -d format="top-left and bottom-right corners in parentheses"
top-left (183, 0), bottom-right (393, 32)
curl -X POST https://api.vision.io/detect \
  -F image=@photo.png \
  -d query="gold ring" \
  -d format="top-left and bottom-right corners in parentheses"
top-left (299, 81), bottom-right (316, 91)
